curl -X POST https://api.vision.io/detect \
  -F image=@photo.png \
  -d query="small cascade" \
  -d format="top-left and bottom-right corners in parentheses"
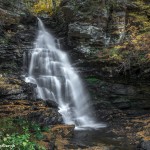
top-left (56, 39), bottom-right (61, 49)
top-left (25, 18), bottom-right (105, 129)
top-left (104, 33), bottom-right (111, 47)
top-left (117, 12), bottom-right (126, 44)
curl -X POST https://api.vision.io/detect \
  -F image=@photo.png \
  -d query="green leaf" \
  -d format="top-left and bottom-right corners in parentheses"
top-left (23, 142), bottom-right (27, 146)
top-left (3, 137), bottom-right (7, 141)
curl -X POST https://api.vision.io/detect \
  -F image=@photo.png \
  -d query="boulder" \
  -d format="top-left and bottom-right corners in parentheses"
top-left (45, 100), bottom-right (59, 109)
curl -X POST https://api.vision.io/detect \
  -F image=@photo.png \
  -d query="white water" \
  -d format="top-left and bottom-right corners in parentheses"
top-left (25, 18), bottom-right (105, 129)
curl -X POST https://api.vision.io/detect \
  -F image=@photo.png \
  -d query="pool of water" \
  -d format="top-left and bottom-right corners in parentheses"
top-left (71, 128), bottom-right (136, 150)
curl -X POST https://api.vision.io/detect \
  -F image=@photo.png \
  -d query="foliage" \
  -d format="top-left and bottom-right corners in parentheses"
top-left (98, 30), bottom-right (150, 73)
top-left (31, 0), bottom-right (61, 15)
top-left (0, 118), bottom-right (47, 150)
top-left (2, 133), bottom-right (36, 150)
top-left (97, 0), bottom-right (150, 72)
top-left (129, 0), bottom-right (150, 32)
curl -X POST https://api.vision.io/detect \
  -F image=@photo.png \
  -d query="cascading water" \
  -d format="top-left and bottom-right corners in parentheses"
top-left (25, 18), bottom-right (105, 129)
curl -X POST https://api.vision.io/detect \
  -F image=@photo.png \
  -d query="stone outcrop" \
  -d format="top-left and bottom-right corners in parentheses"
top-left (0, 0), bottom-right (36, 76)
top-left (0, 100), bottom-right (63, 125)
top-left (45, 0), bottom-right (150, 113)
top-left (0, 77), bottom-right (36, 101)
top-left (86, 78), bottom-right (150, 118)
top-left (53, 0), bottom-right (127, 55)
top-left (47, 0), bottom-right (149, 80)
top-left (0, 1), bottom-right (37, 99)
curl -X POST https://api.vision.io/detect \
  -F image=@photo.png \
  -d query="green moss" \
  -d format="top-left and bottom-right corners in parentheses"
top-left (0, 38), bottom-right (9, 44)
top-left (86, 77), bottom-right (100, 84)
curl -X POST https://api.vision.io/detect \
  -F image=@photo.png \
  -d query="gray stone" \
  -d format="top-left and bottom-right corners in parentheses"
top-left (138, 140), bottom-right (150, 150)
top-left (69, 22), bottom-right (103, 39)
top-left (68, 22), bottom-right (105, 54)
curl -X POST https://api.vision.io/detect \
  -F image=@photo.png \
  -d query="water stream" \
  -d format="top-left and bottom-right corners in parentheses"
top-left (25, 18), bottom-right (105, 129)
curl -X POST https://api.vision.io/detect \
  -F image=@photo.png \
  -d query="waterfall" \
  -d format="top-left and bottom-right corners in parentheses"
top-left (25, 18), bottom-right (105, 129)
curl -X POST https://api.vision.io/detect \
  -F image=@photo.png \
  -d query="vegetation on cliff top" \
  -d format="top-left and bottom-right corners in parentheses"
top-left (23, 0), bottom-right (61, 15)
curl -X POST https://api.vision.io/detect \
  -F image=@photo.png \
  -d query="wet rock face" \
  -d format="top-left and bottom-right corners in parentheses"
top-left (0, 100), bottom-right (63, 125)
top-left (0, 1), bottom-right (36, 76)
top-left (87, 78), bottom-right (150, 120)
top-left (0, 77), bottom-right (36, 101)
top-left (68, 22), bottom-right (104, 54)
top-left (0, 25), bottom-right (36, 75)
top-left (0, 1), bottom-right (37, 103)
top-left (56, 0), bottom-right (127, 54)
